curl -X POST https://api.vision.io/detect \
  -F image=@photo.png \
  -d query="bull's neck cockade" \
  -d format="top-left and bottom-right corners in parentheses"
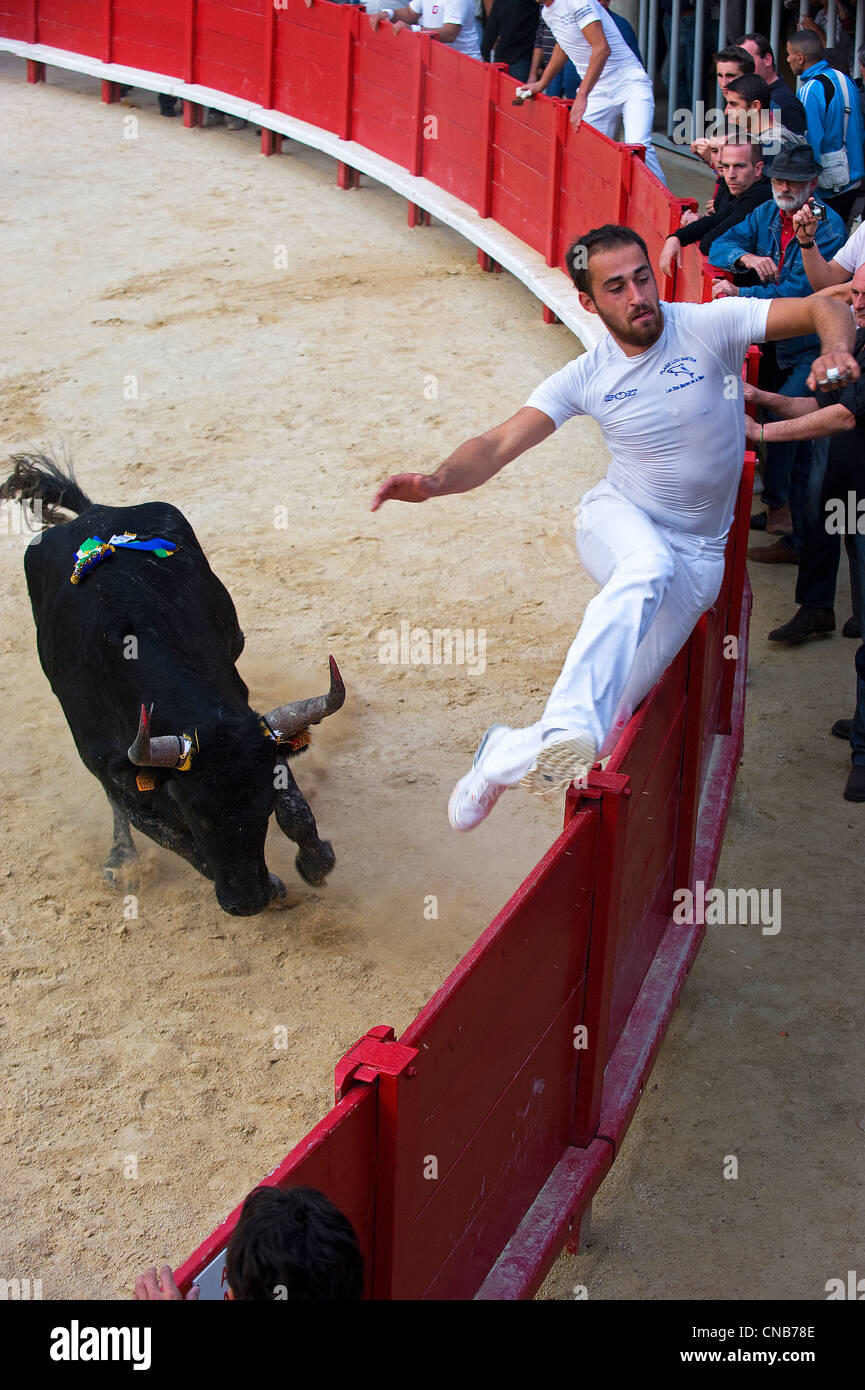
top-left (69, 531), bottom-right (178, 585)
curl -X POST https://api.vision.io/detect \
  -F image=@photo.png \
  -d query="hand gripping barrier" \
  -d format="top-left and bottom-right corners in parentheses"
top-left (0, 0), bottom-right (759, 1299)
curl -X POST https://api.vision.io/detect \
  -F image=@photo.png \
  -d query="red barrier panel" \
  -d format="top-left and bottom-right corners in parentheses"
top-left (34, 0), bottom-right (101, 57)
top-left (0, 1), bottom-right (758, 1299)
top-left (388, 806), bottom-right (598, 1299)
top-left (173, 1081), bottom-right (378, 1299)
top-left (0, 0), bottom-right (29, 40)
top-left (111, 0), bottom-right (184, 77)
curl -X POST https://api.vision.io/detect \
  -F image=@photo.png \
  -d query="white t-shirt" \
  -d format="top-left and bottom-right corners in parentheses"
top-left (525, 298), bottom-right (772, 539)
top-left (409, 0), bottom-right (482, 58)
top-left (540, 0), bottom-right (649, 98)
top-left (833, 220), bottom-right (865, 274)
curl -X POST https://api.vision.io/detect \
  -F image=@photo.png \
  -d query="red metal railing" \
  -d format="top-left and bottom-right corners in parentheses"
top-left (0, 0), bottom-right (755, 1299)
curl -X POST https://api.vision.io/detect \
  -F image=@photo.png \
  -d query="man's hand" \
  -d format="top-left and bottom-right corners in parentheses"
top-left (371, 473), bottom-right (436, 510)
top-left (807, 351), bottom-right (861, 392)
top-left (742, 381), bottom-right (768, 408)
top-left (659, 236), bottom-right (682, 278)
top-left (134, 1265), bottom-right (199, 1301)
top-left (569, 90), bottom-right (588, 132)
top-left (392, 18), bottom-right (413, 33)
top-left (792, 202), bottom-right (818, 241)
top-left (744, 414), bottom-right (762, 443)
top-left (680, 209), bottom-right (698, 227)
top-left (712, 278), bottom-right (738, 298)
top-left (739, 253), bottom-right (778, 284)
top-left (523, 79), bottom-right (546, 96)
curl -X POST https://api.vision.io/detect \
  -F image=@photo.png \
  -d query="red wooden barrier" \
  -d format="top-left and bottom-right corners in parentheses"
top-left (173, 1081), bottom-right (378, 1299)
top-left (0, 0), bottom-right (759, 1299)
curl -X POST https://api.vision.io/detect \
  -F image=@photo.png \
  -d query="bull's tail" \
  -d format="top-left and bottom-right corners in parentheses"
top-left (0, 453), bottom-right (94, 527)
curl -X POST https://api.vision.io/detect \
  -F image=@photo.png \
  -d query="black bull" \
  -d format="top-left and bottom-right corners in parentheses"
top-left (1, 457), bottom-right (344, 916)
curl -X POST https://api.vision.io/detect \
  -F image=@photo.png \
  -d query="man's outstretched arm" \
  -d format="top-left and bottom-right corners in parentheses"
top-left (764, 296), bottom-right (859, 391)
top-left (370, 406), bottom-right (555, 510)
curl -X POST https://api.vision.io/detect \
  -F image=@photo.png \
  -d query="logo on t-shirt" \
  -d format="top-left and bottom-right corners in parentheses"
top-left (603, 388), bottom-right (638, 403)
top-left (660, 356), bottom-right (705, 393)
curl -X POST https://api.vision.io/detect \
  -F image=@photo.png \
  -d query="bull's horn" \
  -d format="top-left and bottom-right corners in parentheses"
top-left (128, 703), bottom-right (186, 768)
top-left (263, 657), bottom-right (345, 740)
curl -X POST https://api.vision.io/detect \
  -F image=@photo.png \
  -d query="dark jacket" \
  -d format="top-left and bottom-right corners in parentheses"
top-left (767, 76), bottom-right (807, 137)
top-left (482, 0), bottom-right (538, 68)
top-left (709, 197), bottom-right (846, 367)
top-left (676, 174), bottom-right (773, 256)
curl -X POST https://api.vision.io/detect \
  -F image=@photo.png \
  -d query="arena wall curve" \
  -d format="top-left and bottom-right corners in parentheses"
top-left (0, 0), bottom-right (756, 1300)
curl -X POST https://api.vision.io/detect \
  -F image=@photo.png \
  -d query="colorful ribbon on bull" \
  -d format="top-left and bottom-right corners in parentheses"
top-left (70, 532), bottom-right (178, 585)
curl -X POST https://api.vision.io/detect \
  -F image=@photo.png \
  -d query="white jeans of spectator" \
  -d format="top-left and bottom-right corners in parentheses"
top-left (584, 80), bottom-right (667, 186)
top-left (477, 479), bottom-right (727, 786)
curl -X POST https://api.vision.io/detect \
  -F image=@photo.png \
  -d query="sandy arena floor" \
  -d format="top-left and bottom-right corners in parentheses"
top-left (0, 59), bottom-right (862, 1302)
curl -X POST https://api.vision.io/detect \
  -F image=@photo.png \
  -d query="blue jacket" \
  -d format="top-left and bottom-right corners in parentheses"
top-left (708, 197), bottom-right (845, 366)
top-left (798, 59), bottom-right (865, 193)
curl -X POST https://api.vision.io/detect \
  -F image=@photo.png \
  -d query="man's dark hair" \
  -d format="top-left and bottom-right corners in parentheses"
top-left (788, 29), bottom-right (825, 65)
top-left (713, 45), bottom-right (756, 73)
top-left (224, 1186), bottom-right (364, 1300)
top-left (858, 41), bottom-right (865, 69)
top-left (736, 32), bottom-right (773, 64)
top-left (726, 73), bottom-right (771, 107)
top-left (719, 137), bottom-right (765, 165)
top-left (566, 225), bottom-right (650, 295)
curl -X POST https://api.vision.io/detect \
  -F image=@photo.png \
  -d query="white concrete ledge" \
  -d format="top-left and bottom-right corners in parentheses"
top-left (0, 38), bottom-right (603, 350)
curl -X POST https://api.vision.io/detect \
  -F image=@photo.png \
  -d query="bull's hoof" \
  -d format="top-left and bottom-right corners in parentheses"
top-left (103, 865), bottom-right (139, 892)
top-left (267, 873), bottom-right (290, 909)
top-left (295, 841), bottom-right (335, 886)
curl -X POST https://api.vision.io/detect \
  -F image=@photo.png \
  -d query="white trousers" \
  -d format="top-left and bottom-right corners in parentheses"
top-left (585, 81), bottom-right (667, 186)
top-left (478, 479), bottom-right (727, 786)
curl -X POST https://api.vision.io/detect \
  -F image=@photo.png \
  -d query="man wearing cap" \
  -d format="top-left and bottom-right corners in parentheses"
top-left (710, 139), bottom-right (845, 560)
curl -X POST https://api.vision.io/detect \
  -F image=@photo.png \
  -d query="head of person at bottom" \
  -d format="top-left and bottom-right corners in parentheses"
top-left (768, 139), bottom-right (821, 215)
top-left (850, 262), bottom-right (865, 329)
top-left (566, 225), bottom-right (662, 354)
top-left (224, 1185), bottom-right (364, 1300)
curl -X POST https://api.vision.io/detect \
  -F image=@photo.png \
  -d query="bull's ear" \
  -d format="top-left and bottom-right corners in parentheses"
top-left (128, 703), bottom-right (185, 767)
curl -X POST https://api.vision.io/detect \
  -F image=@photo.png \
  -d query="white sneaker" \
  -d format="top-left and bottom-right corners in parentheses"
top-left (448, 725), bottom-right (508, 831)
top-left (520, 731), bottom-right (597, 797)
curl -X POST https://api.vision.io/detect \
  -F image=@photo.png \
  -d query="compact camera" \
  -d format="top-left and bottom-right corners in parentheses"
top-left (808, 198), bottom-right (825, 220)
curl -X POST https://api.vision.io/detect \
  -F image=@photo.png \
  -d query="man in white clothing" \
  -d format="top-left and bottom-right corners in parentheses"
top-left (371, 224), bottom-right (858, 830)
top-left (372, 0), bottom-right (482, 58)
top-left (524, 0), bottom-right (666, 184)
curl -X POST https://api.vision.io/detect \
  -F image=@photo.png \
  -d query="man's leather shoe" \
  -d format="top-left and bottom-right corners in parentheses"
top-left (748, 539), bottom-right (800, 564)
top-left (750, 511), bottom-right (768, 530)
top-left (842, 614), bottom-right (861, 638)
top-left (767, 503), bottom-right (793, 535)
top-left (768, 606), bottom-right (835, 642)
top-left (832, 718), bottom-right (853, 739)
top-left (843, 765), bottom-right (865, 801)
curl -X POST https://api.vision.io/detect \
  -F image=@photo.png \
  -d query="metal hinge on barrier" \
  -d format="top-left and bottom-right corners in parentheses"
top-left (334, 1025), bottom-right (419, 1102)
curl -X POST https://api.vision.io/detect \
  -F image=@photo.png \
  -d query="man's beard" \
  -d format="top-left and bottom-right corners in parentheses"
top-left (597, 303), bottom-right (663, 348)
top-left (773, 192), bottom-right (808, 213)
